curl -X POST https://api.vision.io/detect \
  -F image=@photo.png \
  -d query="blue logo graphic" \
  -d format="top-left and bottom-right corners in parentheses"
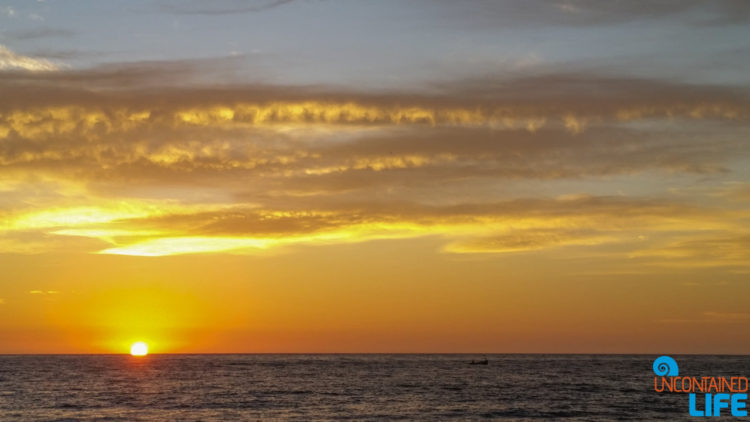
top-left (653, 355), bottom-right (749, 417)
top-left (653, 355), bottom-right (679, 377)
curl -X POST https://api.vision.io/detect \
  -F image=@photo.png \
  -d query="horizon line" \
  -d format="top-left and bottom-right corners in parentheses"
top-left (1, 352), bottom-right (747, 356)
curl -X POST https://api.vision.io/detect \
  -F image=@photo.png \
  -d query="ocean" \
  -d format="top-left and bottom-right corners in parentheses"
top-left (0, 354), bottom-right (747, 421)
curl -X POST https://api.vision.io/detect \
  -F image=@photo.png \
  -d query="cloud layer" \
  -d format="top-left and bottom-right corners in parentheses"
top-left (0, 55), bottom-right (748, 269)
top-left (0, 44), bottom-right (59, 71)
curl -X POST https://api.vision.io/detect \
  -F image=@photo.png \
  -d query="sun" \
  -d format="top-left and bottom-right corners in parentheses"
top-left (130, 341), bottom-right (149, 356)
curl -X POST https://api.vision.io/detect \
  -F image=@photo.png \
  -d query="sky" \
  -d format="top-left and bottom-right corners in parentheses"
top-left (1, 0), bottom-right (750, 354)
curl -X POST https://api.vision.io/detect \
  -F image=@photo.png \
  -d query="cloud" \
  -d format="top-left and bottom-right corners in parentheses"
top-left (35, 195), bottom-right (739, 257)
top-left (1, 6), bottom-right (16, 18)
top-left (0, 54), bottom-right (260, 89)
top-left (107, 196), bottom-right (668, 235)
top-left (24, 48), bottom-right (104, 60)
top-left (0, 44), bottom-right (60, 71)
top-left (0, 59), bottom-right (747, 262)
top-left (4, 65), bottom-right (747, 208)
top-left (720, 183), bottom-right (750, 202)
top-left (445, 228), bottom-right (615, 254)
top-left (0, 68), bottom-right (745, 195)
top-left (630, 234), bottom-right (750, 269)
top-left (158, 0), bottom-right (296, 15)
top-left (431, 0), bottom-right (750, 28)
top-left (29, 290), bottom-right (60, 295)
top-left (1, 28), bottom-right (75, 41)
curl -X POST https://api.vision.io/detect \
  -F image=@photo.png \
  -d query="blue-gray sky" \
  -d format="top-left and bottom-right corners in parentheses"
top-left (2, 0), bottom-right (750, 87)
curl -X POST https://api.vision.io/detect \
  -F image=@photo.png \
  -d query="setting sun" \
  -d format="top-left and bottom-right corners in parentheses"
top-left (130, 342), bottom-right (148, 356)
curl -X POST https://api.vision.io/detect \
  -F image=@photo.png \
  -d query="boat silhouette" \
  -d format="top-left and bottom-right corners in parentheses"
top-left (469, 358), bottom-right (488, 365)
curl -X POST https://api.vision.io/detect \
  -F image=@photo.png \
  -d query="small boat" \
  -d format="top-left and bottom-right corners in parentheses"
top-left (469, 358), bottom-right (488, 365)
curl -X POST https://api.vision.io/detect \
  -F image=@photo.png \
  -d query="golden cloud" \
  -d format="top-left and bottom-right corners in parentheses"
top-left (0, 64), bottom-right (748, 268)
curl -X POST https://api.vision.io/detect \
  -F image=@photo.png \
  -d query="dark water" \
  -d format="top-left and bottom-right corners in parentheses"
top-left (1, 354), bottom-right (748, 421)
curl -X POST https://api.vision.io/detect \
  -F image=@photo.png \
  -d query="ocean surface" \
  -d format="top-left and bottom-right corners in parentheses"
top-left (1, 354), bottom-right (748, 421)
